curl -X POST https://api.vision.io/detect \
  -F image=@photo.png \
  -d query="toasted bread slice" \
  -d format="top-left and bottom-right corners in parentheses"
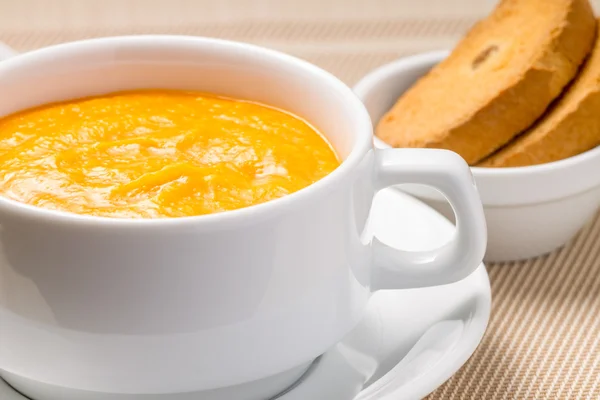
top-left (375, 0), bottom-right (596, 165)
top-left (479, 21), bottom-right (600, 168)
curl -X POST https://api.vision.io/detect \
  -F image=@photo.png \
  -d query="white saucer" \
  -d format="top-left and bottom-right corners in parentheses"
top-left (0, 189), bottom-right (491, 400)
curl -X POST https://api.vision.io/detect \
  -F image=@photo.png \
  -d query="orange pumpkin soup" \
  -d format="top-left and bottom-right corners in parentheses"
top-left (0, 90), bottom-right (340, 218)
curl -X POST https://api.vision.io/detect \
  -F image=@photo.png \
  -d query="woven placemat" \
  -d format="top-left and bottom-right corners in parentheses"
top-left (1, 1), bottom-right (599, 398)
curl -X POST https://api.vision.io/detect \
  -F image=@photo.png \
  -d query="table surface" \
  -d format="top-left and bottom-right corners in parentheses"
top-left (1, 1), bottom-right (599, 399)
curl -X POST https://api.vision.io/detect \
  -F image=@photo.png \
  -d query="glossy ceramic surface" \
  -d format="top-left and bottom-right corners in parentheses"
top-left (0, 189), bottom-right (491, 400)
top-left (354, 50), bottom-right (600, 262)
top-left (0, 37), bottom-right (485, 396)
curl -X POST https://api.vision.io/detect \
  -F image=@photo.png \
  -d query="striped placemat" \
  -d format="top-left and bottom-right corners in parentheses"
top-left (1, 1), bottom-right (599, 398)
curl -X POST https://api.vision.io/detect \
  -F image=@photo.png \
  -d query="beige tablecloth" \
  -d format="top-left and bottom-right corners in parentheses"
top-left (1, 1), bottom-right (599, 398)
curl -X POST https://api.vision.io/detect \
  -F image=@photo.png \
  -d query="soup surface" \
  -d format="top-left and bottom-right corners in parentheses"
top-left (0, 90), bottom-right (340, 218)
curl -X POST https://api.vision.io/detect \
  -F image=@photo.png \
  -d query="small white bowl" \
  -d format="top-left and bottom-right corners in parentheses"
top-left (354, 50), bottom-right (600, 262)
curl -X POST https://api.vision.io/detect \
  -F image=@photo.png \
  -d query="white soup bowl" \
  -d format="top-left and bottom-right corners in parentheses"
top-left (0, 37), bottom-right (486, 399)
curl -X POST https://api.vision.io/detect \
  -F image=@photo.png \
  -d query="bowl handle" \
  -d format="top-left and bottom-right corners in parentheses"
top-left (371, 148), bottom-right (487, 290)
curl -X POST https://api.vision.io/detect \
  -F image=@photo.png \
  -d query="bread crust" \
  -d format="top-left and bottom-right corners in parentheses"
top-left (376, 0), bottom-right (597, 165)
top-left (479, 20), bottom-right (600, 168)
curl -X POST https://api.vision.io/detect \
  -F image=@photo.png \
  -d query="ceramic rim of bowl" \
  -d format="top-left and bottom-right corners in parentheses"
top-left (0, 35), bottom-right (374, 229)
